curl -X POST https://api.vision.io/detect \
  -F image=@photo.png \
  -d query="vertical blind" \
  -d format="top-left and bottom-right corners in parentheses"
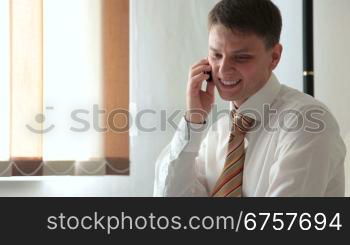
top-left (10, 0), bottom-right (43, 175)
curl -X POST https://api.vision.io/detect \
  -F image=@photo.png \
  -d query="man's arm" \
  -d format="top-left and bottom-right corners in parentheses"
top-left (153, 117), bottom-right (210, 197)
top-left (153, 57), bottom-right (216, 197)
top-left (266, 106), bottom-right (346, 197)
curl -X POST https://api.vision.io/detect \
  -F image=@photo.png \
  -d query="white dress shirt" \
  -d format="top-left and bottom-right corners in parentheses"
top-left (153, 73), bottom-right (346, 197)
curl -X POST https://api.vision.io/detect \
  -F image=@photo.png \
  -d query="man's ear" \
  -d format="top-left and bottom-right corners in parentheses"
top-left (270, 43), bottom-right (283, 70)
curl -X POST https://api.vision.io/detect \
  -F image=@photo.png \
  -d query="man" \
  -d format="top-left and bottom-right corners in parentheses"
top-left (153, 0), bottom-right (346, 197)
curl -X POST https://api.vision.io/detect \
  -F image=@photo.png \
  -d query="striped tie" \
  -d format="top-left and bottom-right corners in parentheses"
top-left (211, 110), bottom-right (254, 197)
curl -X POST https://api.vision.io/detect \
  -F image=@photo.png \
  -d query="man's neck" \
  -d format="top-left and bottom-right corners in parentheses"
top-left (233, 100), bottom-right (245, 109)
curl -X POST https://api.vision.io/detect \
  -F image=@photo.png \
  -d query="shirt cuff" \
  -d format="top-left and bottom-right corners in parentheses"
top-left (170, 116), bottom-right (209, 155)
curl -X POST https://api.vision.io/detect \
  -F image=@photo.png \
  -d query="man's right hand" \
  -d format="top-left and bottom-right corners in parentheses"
top-left (185, 58), bottom-right (216, 124)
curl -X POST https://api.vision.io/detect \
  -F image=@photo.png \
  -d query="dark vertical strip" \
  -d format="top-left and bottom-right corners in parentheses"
top-left (102, 0), bottom-right (130, 175)
top-left (303, 0), bottom-right (314, 96)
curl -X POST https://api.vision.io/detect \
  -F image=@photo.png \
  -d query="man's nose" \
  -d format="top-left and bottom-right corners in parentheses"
top-left (218, 59), bottom-right (235, 76)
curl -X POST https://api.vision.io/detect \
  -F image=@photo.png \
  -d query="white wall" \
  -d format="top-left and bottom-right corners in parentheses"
top-left (3, 0), bottom-right (348, 196)
top-left (273, 0), bottom-right (303, 91)
top-left (314, 0), bottom-right (350, 196)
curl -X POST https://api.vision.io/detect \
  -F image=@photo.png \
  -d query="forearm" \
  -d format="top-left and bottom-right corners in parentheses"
top-left (153, 117), bottom-right (209, 197)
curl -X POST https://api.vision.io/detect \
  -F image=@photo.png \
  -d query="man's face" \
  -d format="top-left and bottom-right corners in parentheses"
top-left (208, 24), bottom-right (282, 107)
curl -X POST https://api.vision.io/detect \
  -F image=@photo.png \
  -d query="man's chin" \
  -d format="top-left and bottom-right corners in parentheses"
top-left (217, 91), bottom-right (239, 102)
top-left (217, 92), bottom-right (248, 108)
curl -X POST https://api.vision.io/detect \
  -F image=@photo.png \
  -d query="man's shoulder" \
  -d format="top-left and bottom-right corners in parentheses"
top-left (275, 84), bottom-right (341, 136)
top-left (277, 84), bottom-right (329, 112)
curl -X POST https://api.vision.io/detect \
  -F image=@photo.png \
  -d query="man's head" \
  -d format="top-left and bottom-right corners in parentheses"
top-left (207, 0), bottom-right (283, 106)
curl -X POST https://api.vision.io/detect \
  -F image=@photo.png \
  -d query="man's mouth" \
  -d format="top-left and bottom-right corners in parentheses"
top-left (219, 79), bottom-right (242, 87)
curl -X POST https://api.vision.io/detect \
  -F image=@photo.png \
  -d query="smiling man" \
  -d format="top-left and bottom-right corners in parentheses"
top-left (153, 0), bottom-right (346, 197)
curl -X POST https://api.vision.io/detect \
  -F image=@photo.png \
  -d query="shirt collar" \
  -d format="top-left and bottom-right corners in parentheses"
top-left (230, 72), bottom-right (281, 122)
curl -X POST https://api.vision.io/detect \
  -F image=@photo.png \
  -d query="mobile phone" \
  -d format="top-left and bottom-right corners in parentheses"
top-left (204, 71), bottom-right (213, 82)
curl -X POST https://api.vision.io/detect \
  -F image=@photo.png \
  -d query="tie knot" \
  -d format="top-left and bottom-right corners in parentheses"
top-left (231, 110), bottom-right (255, 133)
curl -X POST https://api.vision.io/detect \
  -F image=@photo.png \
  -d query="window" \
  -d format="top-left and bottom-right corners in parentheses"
top-left (0, 0), bottom-right (129, 176)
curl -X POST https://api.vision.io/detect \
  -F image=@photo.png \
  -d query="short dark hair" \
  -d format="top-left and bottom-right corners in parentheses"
top-left (208, 0), bottom-right (282, 49)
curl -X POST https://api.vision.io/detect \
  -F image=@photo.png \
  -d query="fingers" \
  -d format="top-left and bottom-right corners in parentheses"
top-left (190, 72), bottom-right (210, 91)
top-left (205, 80), bottom-right (215, 96)
top-left (190, 58), bottom-right (209, 70)
top-left (186, 58), bottom-right (215, 121)
top-left (190, 64), bottom-right (211, 78)
top-left (187, 58), bottom-right (212, 95)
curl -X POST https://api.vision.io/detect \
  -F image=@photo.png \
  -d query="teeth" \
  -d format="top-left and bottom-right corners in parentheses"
top-left (221, 79), bottom-right (241, 86)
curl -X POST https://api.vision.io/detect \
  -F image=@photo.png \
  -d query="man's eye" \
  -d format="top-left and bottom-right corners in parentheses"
top-left (235, 56), bottom-right (251, 62)
top-left (212, 53), bottom-right (222, 59)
